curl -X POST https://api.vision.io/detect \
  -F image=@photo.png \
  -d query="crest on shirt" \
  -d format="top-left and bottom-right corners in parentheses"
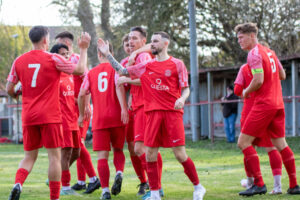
top-left (165, 69), bottom-right (171, 77)
top-left (156, 79), bottom-right (162, 85)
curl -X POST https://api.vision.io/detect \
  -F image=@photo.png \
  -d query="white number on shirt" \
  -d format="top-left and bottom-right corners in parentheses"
top-left (28, 64), bottom-right (40, 87)
top-left (98, 72), bottom-right (108, 92)
top-left (267, 52), bottom-right (276, 73)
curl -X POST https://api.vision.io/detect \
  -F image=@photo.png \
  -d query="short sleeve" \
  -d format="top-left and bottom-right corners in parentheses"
top-left (127, 62), bottom-right (147, 79)
top-left (275, 57), bottom-right (283, 70)
top-left (114, 73), bottom-right (119, 86)
top-left (234, 65), bottom-right (245, 87)
top-left (51, 53), bottom-right (76, 74)
top-left (7, 60), bottom-right (19, 84)
top-left (80, 73), bottom-right (91, 94)
top-left (173, 58), bottom-right (189, 88)
top-left (136, 53), bottom-right (152, 64)
top-left (247, 46), bottom-right (263, 75)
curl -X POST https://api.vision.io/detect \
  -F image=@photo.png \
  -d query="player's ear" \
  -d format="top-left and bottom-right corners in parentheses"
top-left (164, 40), bottom-right (169, 46)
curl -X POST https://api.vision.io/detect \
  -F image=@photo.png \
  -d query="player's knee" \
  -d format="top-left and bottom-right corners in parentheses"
top-left (134, 145), bottom-right (144, 157)
top-left (237, 140), bottom-right (245, 150)
top-left (73, 148), bottom-right (81, 159)
top-left (174, 151), bottom-right (187, 163)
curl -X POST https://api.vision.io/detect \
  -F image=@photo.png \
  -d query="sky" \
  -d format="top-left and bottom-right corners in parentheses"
top-left (0, 0), bottom-right (64, 26)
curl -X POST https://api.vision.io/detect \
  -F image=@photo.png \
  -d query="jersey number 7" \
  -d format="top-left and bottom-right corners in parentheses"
top-left (28, 64), bottom-right (40, 87)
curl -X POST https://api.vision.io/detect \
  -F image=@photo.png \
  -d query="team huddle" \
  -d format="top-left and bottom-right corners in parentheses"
top-left (5, 22), bottom-right (300, 200)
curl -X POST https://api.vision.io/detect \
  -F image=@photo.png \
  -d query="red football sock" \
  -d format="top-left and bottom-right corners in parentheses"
top-left (268, 150), bottom-right (282, 176)
top-left (157, 152), bottom-right (163, 189)
top-left (280, 146), bottom-right (297, 188)
top-left (139, 153), bottom-right (147, 172)
top-left (97, 159), bottom-right (110, 188)
top-left (243, 146), bottom-right (264, 187)
top-left (181, 157), bottom-right (199, 185)
top-left (15, 168), bottom-right (29, 186)
top-left (130, 155), bottom-right (147, 183)
top-left (244, 156), bottom-right (253, 177)
top-left (146, 161), bottom-right (159, 190)
top-left (76, 158), bottom-right (86, 181)
top-left (49, 181), bottom-right (60, 200)
top-left (80, 145), bottom-right (97, 178)
top-left (61, 170), bottom-right (71, 187)
top-left (113, 149), bottom-right (125, 172)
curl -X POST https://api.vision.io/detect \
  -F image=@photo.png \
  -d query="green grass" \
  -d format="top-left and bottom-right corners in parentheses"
top-left (1, 137), bottom-right (300, 200)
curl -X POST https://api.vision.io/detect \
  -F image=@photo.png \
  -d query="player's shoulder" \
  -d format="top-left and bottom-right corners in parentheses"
top-left (248, 44), bottom-right (260, 57)
top-left (137, 52), bottom-right (151, 58)
top-left (170, 56), bottom-right (185, 66)
top-left (69, 53), bottom-right (80, 63)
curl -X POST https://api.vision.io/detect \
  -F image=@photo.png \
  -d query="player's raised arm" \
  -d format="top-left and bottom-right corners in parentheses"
top-left (52, 32), bottom-right (91, 75)
top-left (97, 38), bottom-right (129, 75)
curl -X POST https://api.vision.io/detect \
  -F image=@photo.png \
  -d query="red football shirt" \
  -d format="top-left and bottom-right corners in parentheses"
top-left (127, 56), bottom-right (189, 113)
top-left (7, 50), bottom-right (76, 125)
top-left (60, 72), bottom-right (78, 131)
top-left (247, 44), bottom-right (284, 110)
top-left (129, 53), bottom-right (152, 111)
top-left (81, 63), bottom-right (123, 130)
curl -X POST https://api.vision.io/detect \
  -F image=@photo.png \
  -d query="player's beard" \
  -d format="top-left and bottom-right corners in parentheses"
top-left (151, 47), bottom-right (162, 55)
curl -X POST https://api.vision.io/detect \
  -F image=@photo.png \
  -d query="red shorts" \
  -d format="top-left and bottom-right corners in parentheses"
top-left (62, 130), bottom-right (81, 148)
top-left (22, 123), bottom-right (63, 151)
top-left (93, 126), bottom-right (126, 151)
top-left (79, 119), bottom-right (90, 140)
top-left (144, 110), bottom-right (185, 148)
top-left (242, 108), bottom-right (285, 140)
top-left (133, 106), bottom-right (146, 142)
top-left (241, 113), bottom-right (273, 147)
top-left (125, 110), bottom-right (135, 143)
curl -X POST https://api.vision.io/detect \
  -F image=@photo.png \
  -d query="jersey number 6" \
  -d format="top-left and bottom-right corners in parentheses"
top-left (98, 72), bottom-right (108, 92)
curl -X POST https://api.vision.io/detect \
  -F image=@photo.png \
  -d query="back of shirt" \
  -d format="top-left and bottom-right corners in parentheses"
top-left (84, 63), bottom-right (123, 130)
top-left (247, 44), bottom-right (284, 110)
top-left (10, 50), bottom-right (62, 125)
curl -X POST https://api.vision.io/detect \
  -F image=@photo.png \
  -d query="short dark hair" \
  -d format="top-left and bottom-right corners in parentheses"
top-left (55, 31), bottom-right (74, 41)
top-left (122, 34), bottom-right (129, 44)
top-left (28, 26), bottom-right (49, 43)
top-left (234, 22), bottom-right (258, 35)
top-left (50, 43), bottom-right (69, 54)
top-left (130, 26), bottom-right (147, 38)
top-left (153, 31), bottom-right (170, 40)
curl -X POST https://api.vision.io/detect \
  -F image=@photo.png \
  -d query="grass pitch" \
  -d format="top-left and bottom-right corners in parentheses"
top-left (1, 137), bottom-right (300, 200)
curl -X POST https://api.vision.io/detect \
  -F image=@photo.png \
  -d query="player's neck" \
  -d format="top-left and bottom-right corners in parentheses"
top-left (156, 51), bottom-right (169, 62)
top-left (32, 44), bottom-right (47, 51)
top-left (248, 40), bottom-right (258, 51)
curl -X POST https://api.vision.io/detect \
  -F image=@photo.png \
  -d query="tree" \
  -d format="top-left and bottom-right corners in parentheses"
top-left (0, 25), bottom-right (31, 87)
top-left (196, 0), bottom-right (300, 65)
top-left (52, 0), bottom-right (99, 67)
top-left (77, 0), bottom-right (99, 67)
top-left (116, 0), bottom-right (300, 67)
